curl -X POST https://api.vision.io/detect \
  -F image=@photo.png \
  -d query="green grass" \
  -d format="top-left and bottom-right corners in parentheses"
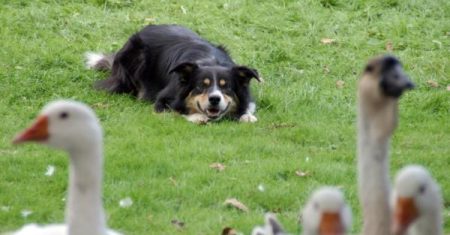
top-left (0, 0), bottom-right (449, 234)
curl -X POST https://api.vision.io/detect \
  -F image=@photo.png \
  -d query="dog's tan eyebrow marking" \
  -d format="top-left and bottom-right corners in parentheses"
top-left (203, 78), bottom-right (211, 86)
top-left (219, 79), bottom-right (226, 86)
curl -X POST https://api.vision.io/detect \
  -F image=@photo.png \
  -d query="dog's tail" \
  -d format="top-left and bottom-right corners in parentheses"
top-left (84, 52), bottom-right (115, 71)
top-left (87, 34), bottom-right (145, 94)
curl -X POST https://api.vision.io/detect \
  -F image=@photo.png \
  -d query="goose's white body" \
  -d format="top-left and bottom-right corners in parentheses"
top-left (7, 224), bottom-right (66, 235)
top-left (392, 165), bottom-right (443, 235)
top-left (10, 224), bottom-right (121, 235)
top-left (9, 100), bottom-right (122, 235)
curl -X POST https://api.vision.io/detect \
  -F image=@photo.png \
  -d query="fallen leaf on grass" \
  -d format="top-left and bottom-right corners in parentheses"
top-left (171, 219), bottom-right (185, 229)
top-left (432, 40), bottom-right (442, 48)
top-left (180, 6), bottom-right (187, 14)
top-left (169, 177), bottom-right (178, 186)
top-left (144, 17), bottom-right (157, 24)
top-left (92, 103), bottom-right (110, 109)
top-left (224, 198), bottom-right (249, 212)
top-left (222, 227), bottom-right (238, 235)
top-left (335, 80), bottom-right (345, 89)
top-left (295, 170), bottom-right (311, 177)
top-left (267, 123), bottom-right (296, 129)
top-left (386, 41), bottom-right (394, 52)
top-left (427, 80), bottom-right (439, 88)
top-left (147, 213), bottom-right (154, 222)
top-left (320, 38), bottom-right (336, 45)
top-left (209, 162), bottom-right (226, 172)
top-left (446, 85), bottom-right (450, 91)
top-left (323, 65), bottom-right (330, 74)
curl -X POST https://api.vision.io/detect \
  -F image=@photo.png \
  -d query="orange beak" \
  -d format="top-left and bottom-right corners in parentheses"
top-left (13, 115), bottom-right (49, 144)
top-left (392, 197), bottom-right (419, 235)
top-left (319, 212), bottom-right (344, 235)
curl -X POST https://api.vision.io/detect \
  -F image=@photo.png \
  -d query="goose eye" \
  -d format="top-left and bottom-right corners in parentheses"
top-left (314, 202), bottom-right (319, 211)
top-left (418, 185), bottom-right (426, 194)
top-left (59, 112), bottom-right (69, 120)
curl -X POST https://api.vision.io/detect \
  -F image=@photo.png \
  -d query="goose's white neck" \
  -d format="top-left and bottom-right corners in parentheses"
top-left (357, 93), bottom-right (398, 235)
top-left (67, 141), bottom-right (106, 235)
top-left (408, 210), bottom-right (442, 235)
top-left (410, 184), bottom-right (442, 235)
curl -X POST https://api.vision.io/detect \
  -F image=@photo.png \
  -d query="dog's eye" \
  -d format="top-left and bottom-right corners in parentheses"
top-left (219, 79), bottom-right (227, 87)
top-left (203, 78), bottom-right (211, 86)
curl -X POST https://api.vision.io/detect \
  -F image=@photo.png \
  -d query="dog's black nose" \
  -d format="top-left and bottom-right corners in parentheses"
top-left (209, 95), bottom-right (221, 105)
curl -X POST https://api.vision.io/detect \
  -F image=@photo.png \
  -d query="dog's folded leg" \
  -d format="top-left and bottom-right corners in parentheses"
top-left (239, 101), bottom-right (258, 123)
top-left (154, 85), bottom-right (177, 112)
top-left (183, 113), bottom-right (209, 124)
top-left (154, 101), bottom-right (170, 113)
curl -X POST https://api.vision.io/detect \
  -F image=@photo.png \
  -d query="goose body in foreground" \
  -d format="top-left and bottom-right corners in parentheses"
top-left (8, 100), bottom-right (122, 235)
top-left (10, 224), bottom-right (123, 235)
top-left (391, 165), bottom-right (443, 235)
top-left (357, 55), bottom-right (414, 235)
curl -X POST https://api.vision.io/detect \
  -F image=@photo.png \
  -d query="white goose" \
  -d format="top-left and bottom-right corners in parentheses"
top-left (391, 165), bottom-right (443, 235)
top-left (357, 55), bottom-right (414, 235)
top-left (250, 187), bottom-right (352, 235)
top-left (301, 187), bottom-right (352, 235)
top-left (8, 100), bottom-right (122, 235)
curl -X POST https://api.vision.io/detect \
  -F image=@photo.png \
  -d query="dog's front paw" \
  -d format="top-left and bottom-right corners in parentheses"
top-left (184, 113), bottom-right (209, 124)
top-left (239, 114), bottom-right (258, 123)
top-left (154, 103), bottom-right (169, 113)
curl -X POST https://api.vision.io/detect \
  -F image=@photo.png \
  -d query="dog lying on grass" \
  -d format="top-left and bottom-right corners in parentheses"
top-left (86, 24), bottom-right (261, 124)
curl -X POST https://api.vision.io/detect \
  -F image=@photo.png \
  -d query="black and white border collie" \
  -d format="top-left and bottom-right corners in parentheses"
top-left (86, 24), bottom-right (261, 124)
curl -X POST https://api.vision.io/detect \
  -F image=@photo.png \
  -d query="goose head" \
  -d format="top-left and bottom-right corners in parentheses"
top-left (13, 100), bottom-right (102, 152)
top-left (302, 187), bottom-right (352, 235)
top-left (391, 165), bottom-right (442, 235)
top-left (359, 55), bottom-right (414, 103)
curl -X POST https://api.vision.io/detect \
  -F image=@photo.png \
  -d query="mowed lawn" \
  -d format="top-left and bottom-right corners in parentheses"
top-left (0, 0), bottom-right (449, 234)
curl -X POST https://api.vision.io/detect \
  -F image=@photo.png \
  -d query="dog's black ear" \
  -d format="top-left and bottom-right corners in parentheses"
top-left (169, 62), bottom-right (198, 82)
top-left (233, 66), bottom-right (261, 83)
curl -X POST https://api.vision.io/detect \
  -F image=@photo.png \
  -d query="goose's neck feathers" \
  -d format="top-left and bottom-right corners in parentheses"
top-left (67, 140), bottom-right (106, 235)
top-left (410, 184), bottom-right (443, 235)
top-left (357, 93), bottom-right (397, 235)
top-left (408, 213), bottom-right (443, 235)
